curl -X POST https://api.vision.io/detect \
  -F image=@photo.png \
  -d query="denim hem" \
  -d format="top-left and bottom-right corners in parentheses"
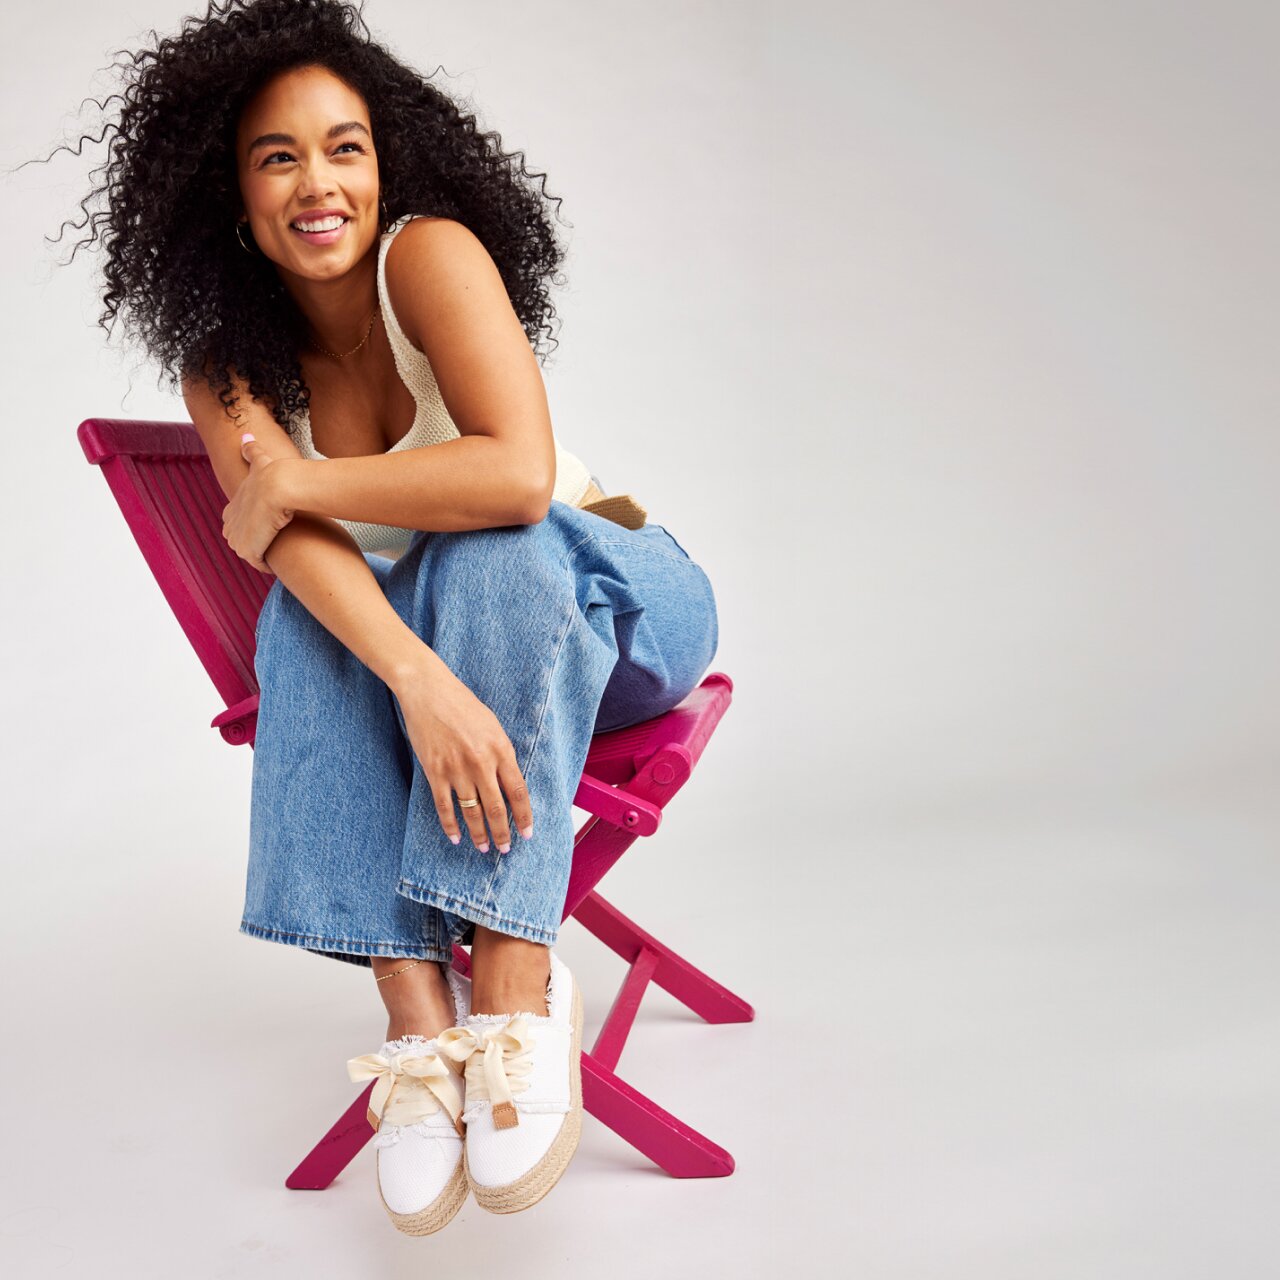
top-left (238, 919), bottom-right (451, 964)
top-left (395, 882), bottom-right (560, 947)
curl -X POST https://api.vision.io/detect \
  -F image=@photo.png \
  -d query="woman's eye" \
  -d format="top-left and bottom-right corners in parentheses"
top-left (261, 143), bottom-right (363, 167)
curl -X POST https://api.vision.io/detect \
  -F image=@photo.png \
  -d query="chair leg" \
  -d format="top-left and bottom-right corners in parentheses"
top-left (571, 895), bottom-right (749, 1177)
top-left (572, 891), bottom-right (756, 1026)
top-left (285, 1081), bottom-right (375, 1190)
top-left (582, 1050), bottom-right (735, 1177)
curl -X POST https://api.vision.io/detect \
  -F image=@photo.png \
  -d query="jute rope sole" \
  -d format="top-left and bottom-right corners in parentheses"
top-left (378, 1157), bottom-right (469, 1236)
top-left (465, 979), bottom-right (585, 1213)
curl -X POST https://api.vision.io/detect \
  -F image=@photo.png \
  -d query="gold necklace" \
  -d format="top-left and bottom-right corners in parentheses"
top-left (308, 304), bottom-right (380, 359)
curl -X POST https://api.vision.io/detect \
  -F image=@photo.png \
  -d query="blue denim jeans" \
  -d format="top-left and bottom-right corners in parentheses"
top-left (242, 498), bottom-right (719, 968)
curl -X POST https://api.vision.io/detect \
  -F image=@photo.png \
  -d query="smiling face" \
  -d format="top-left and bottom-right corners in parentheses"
top-left (235, 64), bottom-right (381, 283)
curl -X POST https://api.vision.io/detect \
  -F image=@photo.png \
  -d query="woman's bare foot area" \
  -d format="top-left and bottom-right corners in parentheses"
top-left (371, 956), bottom-right (457, 1041)
top-left (468, 925), bottom-right (552, 1016)
top-left (370, 928), bottom-right (553, 1035)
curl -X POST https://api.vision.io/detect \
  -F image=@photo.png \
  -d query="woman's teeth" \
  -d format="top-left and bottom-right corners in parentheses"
top-left (291, 216), bottom-right (347, 233)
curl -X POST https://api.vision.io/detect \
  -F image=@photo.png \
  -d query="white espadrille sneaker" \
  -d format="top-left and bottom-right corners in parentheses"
top-left (437, 950), bottom-right (584, 1214)
top-left (346, 963), bottom-right (473, 1235)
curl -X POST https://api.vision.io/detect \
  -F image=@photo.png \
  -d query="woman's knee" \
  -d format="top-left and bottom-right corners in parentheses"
top-left (256, 549), bottom-right (397, 647)
top-left (254, 578), bottom-right (285, 649)
top-left (429, 520), bottom-right (564, 589)
top-left (362, 551), bottom-right (396, 587)
top-left (253, 576), bottom-right (328, 660)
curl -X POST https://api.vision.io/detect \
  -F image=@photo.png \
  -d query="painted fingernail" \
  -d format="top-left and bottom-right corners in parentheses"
top-left (449, 833), bottom-right (460, 845)
top-left (519, 825), bottom-right (533, 840)
top-left (478, 841), bottom-right (490, 853)
top-left (498, 841), bottom-right (510, 854)
top-left (241, 432), bottom-right (255, 443)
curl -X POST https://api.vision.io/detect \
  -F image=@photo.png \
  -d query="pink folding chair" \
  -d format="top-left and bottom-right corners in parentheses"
top-left (79, 416), bottom-right (751, 1184)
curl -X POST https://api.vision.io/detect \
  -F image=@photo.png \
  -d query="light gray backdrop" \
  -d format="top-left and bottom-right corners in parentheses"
top-left (3, 1), bottom-right (1277, 1277)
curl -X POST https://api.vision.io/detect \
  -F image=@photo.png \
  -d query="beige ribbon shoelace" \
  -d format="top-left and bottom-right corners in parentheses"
top-left (436, 1017), bottom-right (537, 1130)
top-left (347, 1048), bottom-right (465, 1138)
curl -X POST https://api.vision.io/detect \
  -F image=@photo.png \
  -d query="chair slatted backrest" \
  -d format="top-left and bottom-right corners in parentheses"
top-left (77, 417), bottom-right (272, 713)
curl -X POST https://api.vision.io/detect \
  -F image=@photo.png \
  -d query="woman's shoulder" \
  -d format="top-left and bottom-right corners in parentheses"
top-left (380, 215), bottom-right (490, 291)
top-left (383, 212), bottom-right (471, 240)
top-left (379, 215), bottom-right (504, 354)
top-left (381, 213), bottom-right (477, 266)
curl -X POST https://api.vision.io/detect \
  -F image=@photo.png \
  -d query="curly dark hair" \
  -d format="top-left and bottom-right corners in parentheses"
top-left (39, 0), bottom-right (569, 429)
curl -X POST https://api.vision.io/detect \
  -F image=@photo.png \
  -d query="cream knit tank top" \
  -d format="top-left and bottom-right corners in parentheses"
top-left (289, 214), bottom-right (593, 554)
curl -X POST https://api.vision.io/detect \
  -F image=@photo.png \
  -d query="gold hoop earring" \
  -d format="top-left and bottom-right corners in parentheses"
top-left (235, 220), bottom-right (258, 255)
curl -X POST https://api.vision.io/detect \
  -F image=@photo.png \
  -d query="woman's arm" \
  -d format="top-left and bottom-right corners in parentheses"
top-left (183, 369), bottom-right (438, 691)
top-left (279, 432), bottom-right (548, 533)
top-left (184, 369), bottom-right (535, 853)
top-left (273, 217), bottom-right (559, 533)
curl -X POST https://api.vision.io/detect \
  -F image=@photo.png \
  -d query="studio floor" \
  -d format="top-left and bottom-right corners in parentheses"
top-left (3, 784), bottom-right (1276, 1278)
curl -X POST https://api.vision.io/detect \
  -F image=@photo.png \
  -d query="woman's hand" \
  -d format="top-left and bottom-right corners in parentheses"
top-left (393, 660), bottom-right (534, 854)
top-left (222, 433), bottom-right (295, 572)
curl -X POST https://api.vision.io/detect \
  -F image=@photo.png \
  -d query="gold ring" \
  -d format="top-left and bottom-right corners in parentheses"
top-left (458, 796), bottom-right (481, 808)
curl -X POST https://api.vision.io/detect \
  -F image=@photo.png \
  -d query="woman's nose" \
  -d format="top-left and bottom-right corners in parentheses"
top-left (297, 180), bottom-right (336, 202)
top-left (295, 161), bottom-right (337, 200)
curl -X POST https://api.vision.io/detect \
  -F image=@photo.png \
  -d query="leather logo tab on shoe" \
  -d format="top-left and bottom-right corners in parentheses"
top-left (491, 1100), bottom-right (520, 1129)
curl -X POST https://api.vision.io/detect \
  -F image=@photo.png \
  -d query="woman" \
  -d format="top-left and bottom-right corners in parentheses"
top-left (58, 0), bottom-right (718, 1234)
